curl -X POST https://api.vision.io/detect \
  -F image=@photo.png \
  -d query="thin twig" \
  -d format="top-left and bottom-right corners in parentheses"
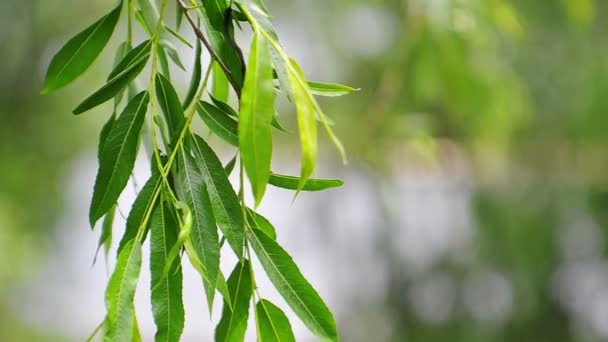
top-left (176, 0), bottom-right (242, 98)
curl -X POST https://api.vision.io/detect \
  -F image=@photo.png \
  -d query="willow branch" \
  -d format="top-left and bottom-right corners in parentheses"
top-left (176, 0), bottom-right (241, 98)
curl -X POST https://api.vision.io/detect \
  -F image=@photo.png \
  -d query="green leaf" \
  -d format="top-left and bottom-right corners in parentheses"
top-left (73, 41), bottom-right (152, 114)
top-left (175, 148), bottom-right (220, 310)
top-left (212, 62), bottom-right (230, 102)
top-left (42, 1), bottom-right (122, 93)
top-left (98, 114), bottom-right (116, 165)
top-left (288, 60), bottom-right (317, 191)
top-left (113, 42), bottom-right (133, 104)
top-left (308, 82), bottom-right (359, 97)
top-left (246, 209), bottom-right (276, 240)
top-left (239, 31), bottom-right (276, 206)
top-left (216, 270), bottom-right (233, 310)
top-left (224, 155), bottom-right (238, 176)
top-left (215, 261), bottom-right (253, 342)
top-left (269, 174), bottom-right (344, 192)
top-left (90, 91), bottom-right (150, 227)
top-left (256, 299), bottom-right (296, 342)
top-left (155, 73), bottom-right (185, 141)
top-left (95, 205), bottom-right (116, 261)
top-left (190, 135), bottom-right (245, 258)
top-left (196, 101), bottom-right (238, 147)
top-left (198, 1), bottom-right (246, 89)
top-left (248, 228), bottom-right (338, 341)
top-left (105, 239), bottom-right (143, 342)
top-left (150, 201), bottom-right (185, 342)
top-left (161, 40), bottom-right (186, 71)
top-left (164, 25), bottom-right (192, 48)
top-left (118, 172), bottom-right (161, 254)
top-left (210, 95), bottom-right (239, 117)
top-left (158, 45), bottom-right (171, 80)
top-left (182, 38), bottom-right (202, 109)
top-left (137, 0), bottom-right (160, 33)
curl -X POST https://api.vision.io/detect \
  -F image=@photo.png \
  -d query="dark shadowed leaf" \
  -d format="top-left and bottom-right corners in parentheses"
top-left (156, 73), bottom-right (185, 141)
top-left (42, 1), bottom-right (122, 93)
top-left (239, 31), bottom-right (276, 206)
top-left (248, 228), bottom-right (338, 341)
top-left (215, 261), bottom-right (253, 342)
top-left (73, 41), bottom-right (152, 114)
top-left (256, 299), bottom-right (296, 342)
top-left (90, 91), bottom-right (149, 226)
top-left (197, 101), bottom-right (238, 147)
top-left (190, 135), bottom-right (244, 258)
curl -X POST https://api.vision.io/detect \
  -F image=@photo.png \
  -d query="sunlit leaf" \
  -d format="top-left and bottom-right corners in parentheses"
top-left (215, 261), bottom-right (253, 342)
top-left (105, 239), bottom-right (142, 342)
top-left (42, 1), bottom-right (122, 93)
top-left (197, 101), bottom-right (238, 147)
top-left (256, 299), bottom-right (296, 342)
top-left (239, 31), bottom-right (276, 206)
top-left (248, 228), bottom-right (338, 341)
top-left (212, 62), bottom-right (230, 102)
top-left (269, 173), bottom-right (344, 192)
top-left (150, 201), bottom-right (185, 342)
top-left (246, 209), bottom-right (276, 240)
top-left (175, 148), bottom-right (220, 310)
top-left (73, 41), bottom-right (152, 115)
top-left (190, 135), bottom-right (245, 258)
top-left (308, 81), bottom-right (359, 97)
top-left (90, 91), bottom-right (150, 226)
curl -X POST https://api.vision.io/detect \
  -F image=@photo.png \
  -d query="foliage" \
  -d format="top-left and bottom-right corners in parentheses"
top-left (42, 0), bottom-right (356, 340)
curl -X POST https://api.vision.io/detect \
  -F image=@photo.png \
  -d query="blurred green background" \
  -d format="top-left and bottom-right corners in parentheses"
top-left (2, 0), bottom-right (608, 341)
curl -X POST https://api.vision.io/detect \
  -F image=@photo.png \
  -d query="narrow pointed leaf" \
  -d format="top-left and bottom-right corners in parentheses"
top-left (216, 271), bottom-right (232, 310)
top-left (197, 101), bottom-right (238, 147)
top-left (190, 135), bottom-right (245, 258)
top-left (95, 205), bottom-right (116, 261)
top-left (248, 228), bottom-right (338, 341)
top-left (156, 73), bottom-right (185, 140)
top-left (175, 148), bottom-right (220, 309)
top-left (269, 174), bottom-right (344, 192)
top-left (74, 42), bottom-right (152, 114)
top-left (182, 38), bottom-right (202, 109)
top-left (137, 0), bottom-right (160, 32)
top-left (210, 95), bottom-right (238, 117)
top-left (215, 261), bottom-right (253, 342)
top-left (224, 155), bottom-right (238, 176)
top-left (246, 209), bottom-right (276, 240)
top-left (113, 42), bottom-right (134, 104)
top-left (90, 91), bottom-right (150, 226)
top-left (164, 25), bottom-right (192, 48)
top-left (150, 202), bottom-right (185, 342)
top-left (105, 239), bottom-right (143, 342)
top-left (42, 1), bottom-right (122, 93)
top-left (256, 299), bottom-right (296, 342)
top-left (288, 61), bottom-right (317, 191)
top-left (118, 172), bottom-right (162, 254)
top-left (239, 32), bottom-right (276, 206)
top-left (308, 82), bottom-right (359, 97)
top-left (158, 45), bottom-right (171, 79)
top-left (161, 40), bottom-right (186, 71)
top-left (98, 114), bottom-right (116, 166)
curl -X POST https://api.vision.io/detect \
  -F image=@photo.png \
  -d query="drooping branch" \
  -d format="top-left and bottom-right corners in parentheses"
top-left (176, 0), bottom-right (242, 98)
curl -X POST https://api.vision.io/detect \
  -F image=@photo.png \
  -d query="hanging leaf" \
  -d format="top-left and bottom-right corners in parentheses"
top-left (98, 114), bottom-right (116, 165)
top-left (158, 45), bottom-right (171, 80)
top-left (190, 135), bottom-right (245, 258)
top-left (215, 261), bottom-right (253, 342)
top-left (90, 91), bottom-right (150, 227)
top-left (239, 31), bottom-right (276, 206)
top-left (308, 82), bottom-right (359, 97)
top-left (196, 101), bottom-right (238, 147)
top-left (95, 205), bottom-right (116, 262)
top-left (269, 174), bottom-right (344, 192)
top-left (150, 201), bottom-right (185, 342)
top-left (248, 228), bottom-right (338, 341)
top-left (288, 61), bottom-right (318, 191)
top-left (105, 239), bottom-right (143, 342)
top-left (137, 0), bottom-right (160, 32)
top-left (155, 73), bottom-right (185, 141)
top-left (42, 1), bottom-right (123, 93)
top-left (210, 95), bottom-right (239, 117)
top-left (161, 40), bottom-right (186, 71)
top-left (224, 155), bottom-right (238, 176)
top-left (256, 299), bottom-right (296, 342)
top-left (175, 148), bottom-right (220, 309)
top-left (182, 38), bottom-right (202, 109)
top-left (212, 62), bottom-right (230, 102)
top-left (164, 25), bottom-right (193, 48)
top-left (117, 172), bottom-right (161, 254)
top-left (246, 209), bottom-right (276, 240)
top-left (73, 41), bottom-right (152, 115)
top-left (113, 42), bottom-right (134, 104)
